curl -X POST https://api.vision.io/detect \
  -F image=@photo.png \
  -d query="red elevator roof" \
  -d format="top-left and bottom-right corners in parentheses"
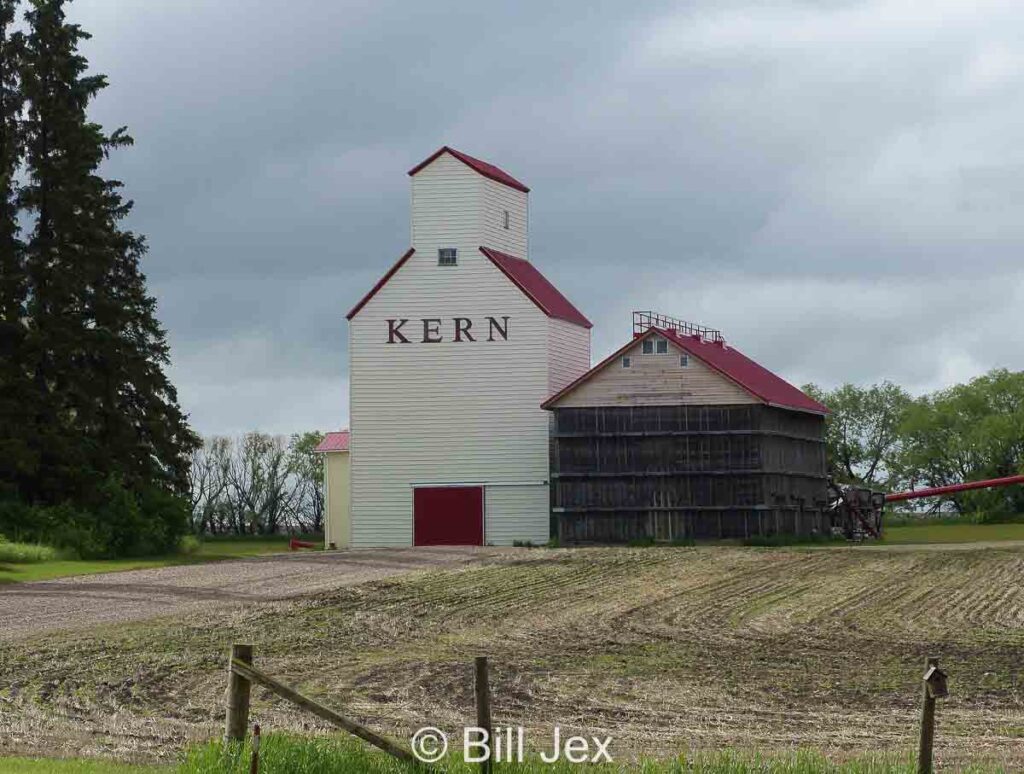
top-left (480, 247), bottom-right (592, 329)
top-left (346, 246), bottom-right (590, 329)
top-left (408, 146), bottom-right (530, 193)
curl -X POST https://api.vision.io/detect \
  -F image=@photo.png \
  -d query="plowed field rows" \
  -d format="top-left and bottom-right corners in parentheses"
top-left (1, 545), bottom-right (1022, 768)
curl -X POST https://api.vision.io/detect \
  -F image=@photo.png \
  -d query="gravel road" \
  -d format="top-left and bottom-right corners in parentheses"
top-left (0, 547), bottom-right (495, 641)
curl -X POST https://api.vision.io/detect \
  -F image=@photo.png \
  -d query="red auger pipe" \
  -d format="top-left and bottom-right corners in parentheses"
top-left (884, 474), bottom-right (1024, 503)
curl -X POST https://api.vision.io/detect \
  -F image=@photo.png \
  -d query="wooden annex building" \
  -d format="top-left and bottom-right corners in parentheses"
top-left (542, 313), bottom-right (832, 543)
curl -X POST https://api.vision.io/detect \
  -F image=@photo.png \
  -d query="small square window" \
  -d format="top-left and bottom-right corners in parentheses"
top-left (680, 354), bottom-right (689, 367)
top-left (438, 248), bottom-right (457, 266)
top-left (622, 356), bottom-right (631, 368)
top-left (656, 339), bottom-right (668, 354)
top-left (503, 210), bottom-right (510, 229)
top-left (642, 340), bottom-right (654, 355)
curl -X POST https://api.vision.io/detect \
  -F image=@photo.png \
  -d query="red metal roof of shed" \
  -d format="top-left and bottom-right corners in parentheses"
top-left (658, 328), bottom-right (828, 415)
top-left (480, 247), bottom-right (592, 329)
top-left (408, 146), bottom-right (530, 193)
top-left (314, 430), bottom-right (350, 453)
top-left (542, 327), bottom-right (827, 415)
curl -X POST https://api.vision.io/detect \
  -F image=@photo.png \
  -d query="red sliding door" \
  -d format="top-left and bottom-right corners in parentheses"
top-left (413, 486), bottom-right (484, 546)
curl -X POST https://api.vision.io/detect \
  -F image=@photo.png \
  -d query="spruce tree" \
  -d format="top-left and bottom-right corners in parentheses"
top-left (0, 0), bottom-right (33, 500)
top-left (19, 0), bottom-right (197, 507)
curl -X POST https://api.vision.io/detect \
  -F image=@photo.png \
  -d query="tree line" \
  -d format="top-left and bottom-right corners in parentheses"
top-left (0, 1), bottom-right (197, 556)
top-left (804, 368), bottom-right (1024, 517)
top-left (188, 432), bottom-right (326, 536)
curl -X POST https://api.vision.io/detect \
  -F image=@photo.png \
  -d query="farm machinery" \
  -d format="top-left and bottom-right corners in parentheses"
top-left (829, 474), bottom-right (1024, 540)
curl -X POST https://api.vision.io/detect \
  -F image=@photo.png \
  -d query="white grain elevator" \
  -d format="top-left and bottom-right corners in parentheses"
top-left (345, 146), bottom-right (591, 547)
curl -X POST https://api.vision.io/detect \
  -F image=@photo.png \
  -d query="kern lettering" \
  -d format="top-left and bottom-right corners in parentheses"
top-left (386, 317), bottom-right (510, 344)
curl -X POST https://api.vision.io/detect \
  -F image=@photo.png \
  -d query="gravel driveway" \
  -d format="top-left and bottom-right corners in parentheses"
top-left (0, 547), bottom-right (494, 641)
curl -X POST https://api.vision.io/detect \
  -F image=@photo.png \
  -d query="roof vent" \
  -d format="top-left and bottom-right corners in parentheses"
top-left (633, 311), bottom-right (723, 343)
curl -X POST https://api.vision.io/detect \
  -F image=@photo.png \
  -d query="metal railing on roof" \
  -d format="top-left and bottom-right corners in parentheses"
top-left (633, 311), bottom-right (724, 342)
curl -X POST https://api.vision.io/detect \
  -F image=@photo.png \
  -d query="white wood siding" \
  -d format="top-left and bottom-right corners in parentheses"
top-left (411, 154), bottom-right (528, 262)
top-left (486, 485), bottom-right (549, 545)
top-left (349, 250), bottom-right (551, 547)
top-left (481, 178), bottom-right (528, 258)
top-left (548, 318), bottom-right (591, 396)
top-left (351, 150), bottom-right (589, 546)
top-left (411, 153), bottom-right (484, 260)
top-left (550, 336), bottom-right (758, 408)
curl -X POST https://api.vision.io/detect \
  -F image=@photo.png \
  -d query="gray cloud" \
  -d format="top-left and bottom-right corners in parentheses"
top-left (68, 0), bottom-right (1024, 435)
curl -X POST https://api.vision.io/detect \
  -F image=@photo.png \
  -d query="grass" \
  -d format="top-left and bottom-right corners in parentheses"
top-left (0, 758), bottom-right (167, 773)
top-left (7, 737), bottom-right (1000, 774)
top-left (0, 534), bottom-right (321, 584)
top-left (1, 738), bottom-right (1013, 774)
top-left (882, 523), bottom-right (1024, 544)
top-left (177, 735), bottom-right (1004, 772)
top-left (3, 545), bottom-right (1023, 768)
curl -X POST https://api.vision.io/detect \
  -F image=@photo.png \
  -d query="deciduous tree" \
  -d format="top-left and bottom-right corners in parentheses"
top-left (289, 431), bottom-right (325, 533)
top-left (896, 369), bottom-right (1024, 516)
top-left (802, 381), bottom-right (912, 488)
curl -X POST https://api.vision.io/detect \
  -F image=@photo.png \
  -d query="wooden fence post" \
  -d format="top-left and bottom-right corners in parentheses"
top-left (249, 723), bottom-right (261, 774)
top-left (229, 656), bottom-right (418, 763)
top-left (225, 643), bottom-right (254, 744)
top-left (474, 656), bottom-right (493, 774)
top-left (918, 656), bottom-right (938, 774)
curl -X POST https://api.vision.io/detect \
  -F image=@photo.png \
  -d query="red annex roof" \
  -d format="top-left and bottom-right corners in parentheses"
top-left (314, 430), bottom-right (350, 453)
top-left (542, 327), bottom-right (827, 415)
top-left (480, 247), bottom-right (592, 329)
top-left (408, 146), bottom-right (530, 193)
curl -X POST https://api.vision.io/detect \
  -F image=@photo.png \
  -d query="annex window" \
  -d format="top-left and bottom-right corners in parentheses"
top-left (656, 339), bottom-right (668, 354)
top-left (642, 340), bottom-right (654, 355)
top-left (503, 210), bottom-right (510, 229)
top-left (438, 248), bottom-right (457, 266)
top-left (622, 356), bottom-right (631, 368)
top-left (680, 354), bottom-right (689, 367)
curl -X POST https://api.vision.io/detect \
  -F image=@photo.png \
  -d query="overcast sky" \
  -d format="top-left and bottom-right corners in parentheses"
top-left (72, 0), bottom-right (1024, 437)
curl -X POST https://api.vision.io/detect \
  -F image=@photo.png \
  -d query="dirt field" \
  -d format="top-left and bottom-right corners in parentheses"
top-left (1, 544), bottom-right (1022, 769)
top-left (0, 547), bottom-right (492, 640)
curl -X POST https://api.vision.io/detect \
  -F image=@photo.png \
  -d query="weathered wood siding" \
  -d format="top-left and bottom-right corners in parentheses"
top-left (550, 404), bottom-right (828, 543)
top-left (550, 336), bottom-right (756, 408)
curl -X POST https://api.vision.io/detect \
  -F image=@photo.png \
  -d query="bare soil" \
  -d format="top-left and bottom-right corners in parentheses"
top-left (1, 544), bottom-right (1022, 769)
top-left (0, 547), bottom-right (495, 640)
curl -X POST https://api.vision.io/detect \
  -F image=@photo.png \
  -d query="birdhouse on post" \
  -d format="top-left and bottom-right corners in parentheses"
top-left (923, 664), bottom-right (949, 699)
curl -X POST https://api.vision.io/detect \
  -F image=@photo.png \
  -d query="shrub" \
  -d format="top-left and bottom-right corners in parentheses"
top-left (0, 538), bottom-right (57, 563)
top-left (178, 534), bottom-right (202, 555)
top-left (0, 479), bottom-right (191, 560)
top-left (0, 499), bottom-right (35, 542)
top-left (136, 483), bottom-right (191, 555)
